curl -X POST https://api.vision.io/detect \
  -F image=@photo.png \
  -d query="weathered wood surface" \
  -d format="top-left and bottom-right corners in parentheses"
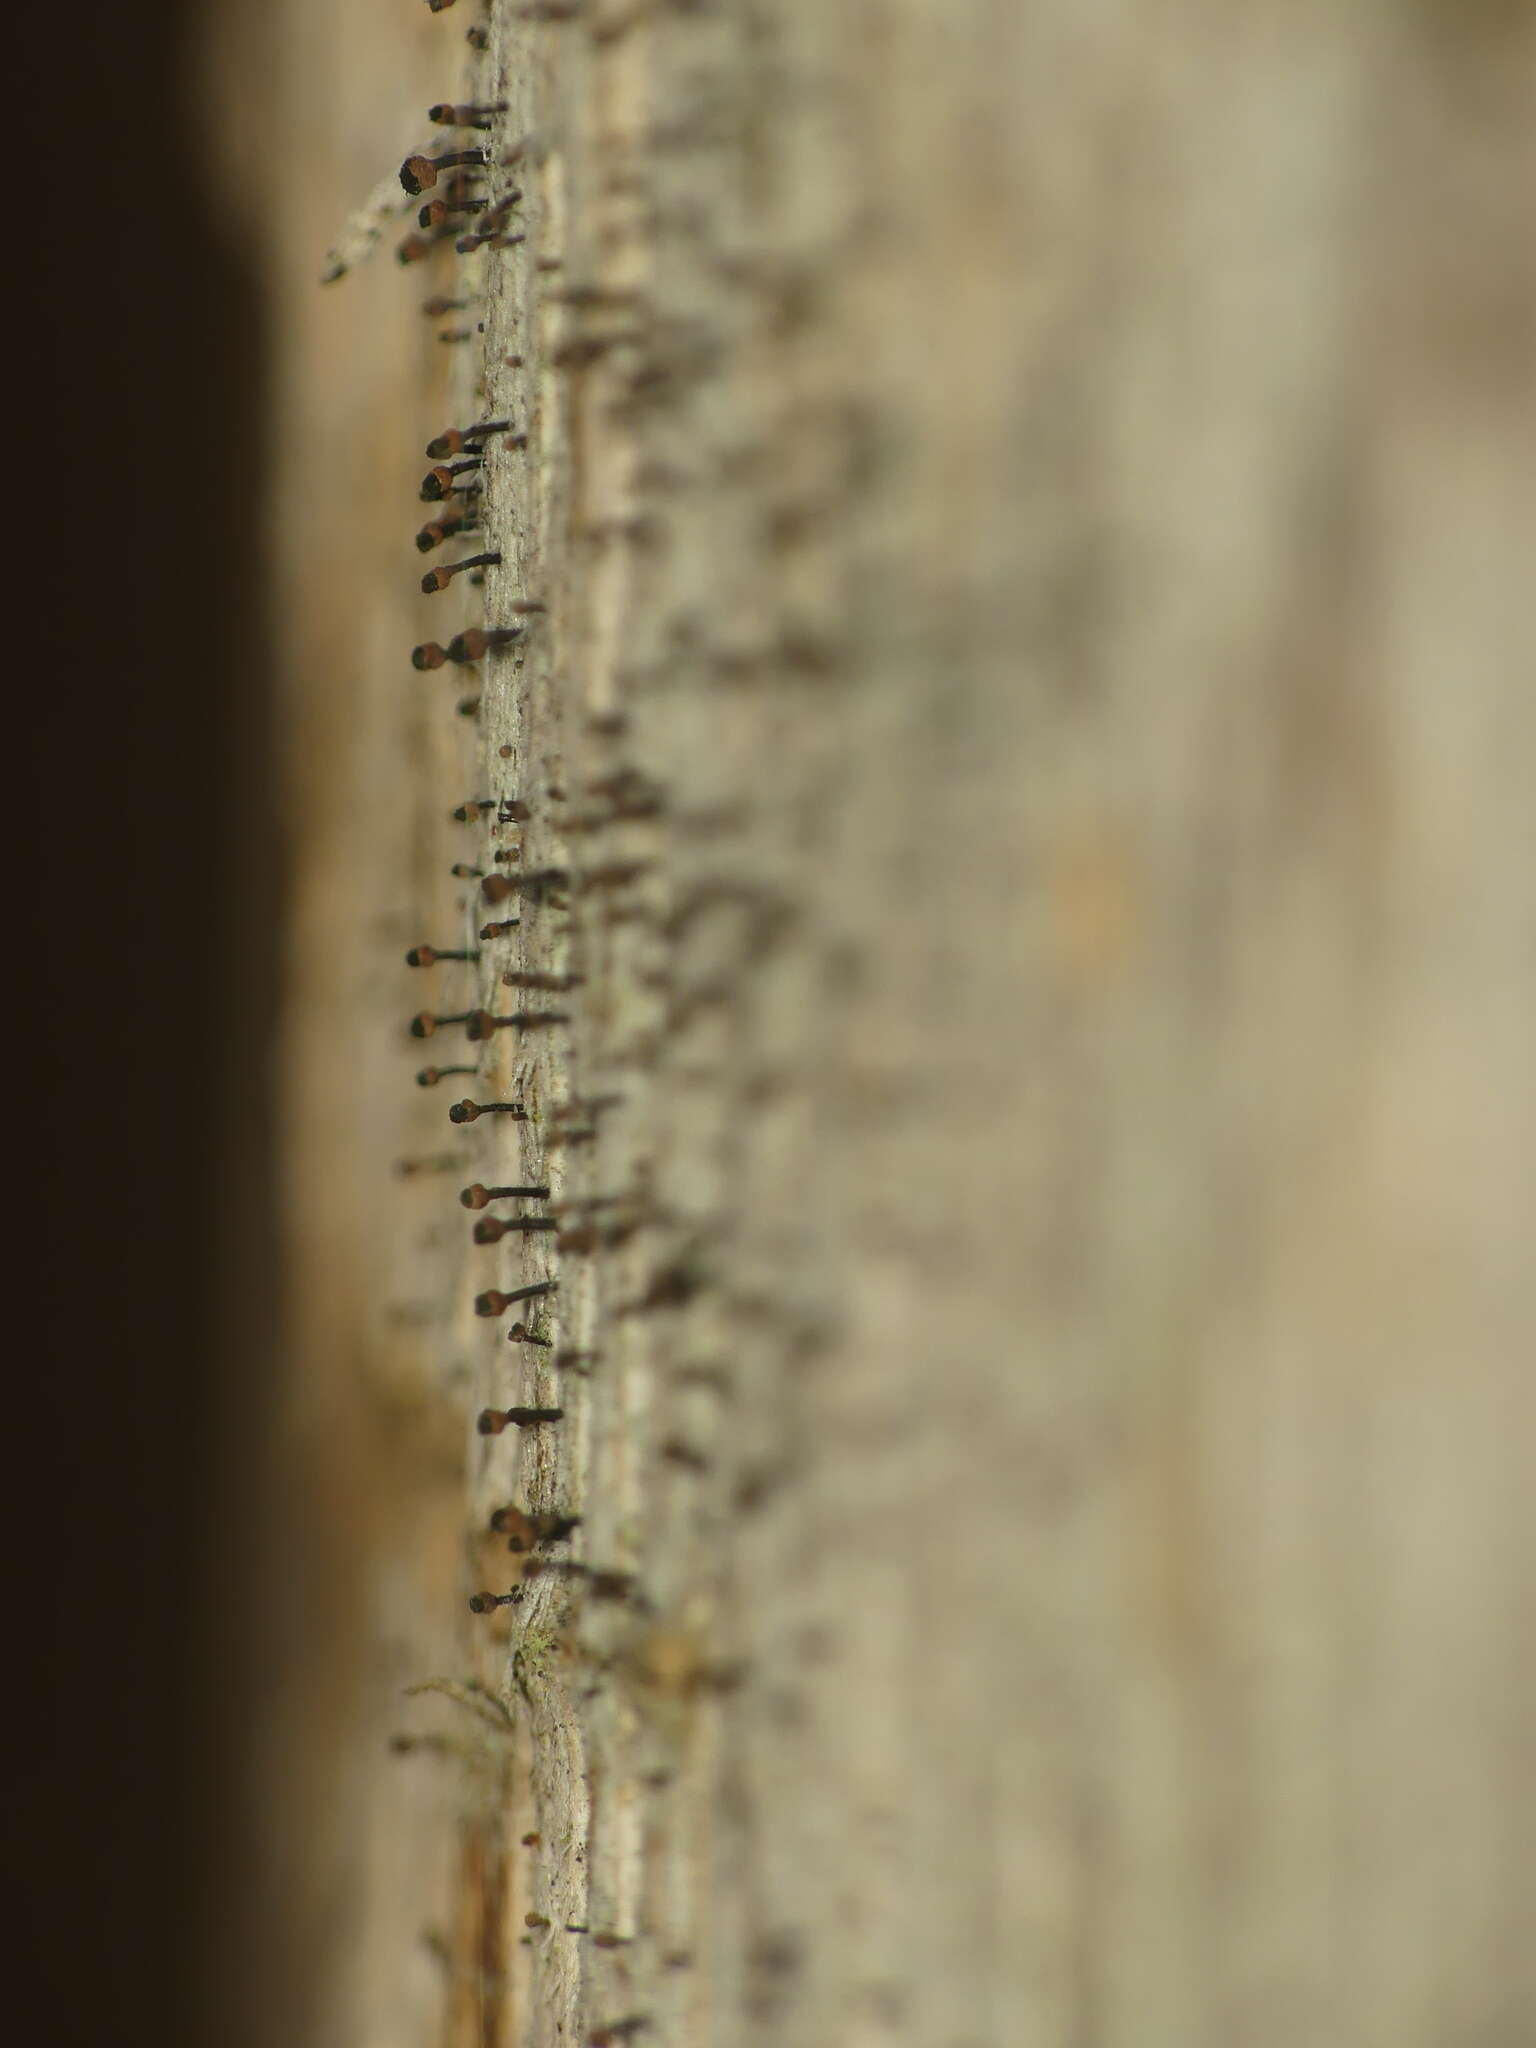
top-left (208, 4), bottom-right (1536, 2044)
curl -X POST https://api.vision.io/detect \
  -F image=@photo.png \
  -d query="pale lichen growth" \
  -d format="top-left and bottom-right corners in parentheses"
top-left (318, 136), bottom-right (439, 283)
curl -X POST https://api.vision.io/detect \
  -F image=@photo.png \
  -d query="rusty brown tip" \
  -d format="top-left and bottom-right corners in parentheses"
top-left (475, 1410), bottom-right (507, 1436)
top-left (449, 1099), bottom-right (479, 1123)
top-left (409, 1013), bottom-right (435, 1039)
top-left (400, 154), bottom-right (439, 196)
top-left (490, 1506), bottom-right (536, 1547)
top-left (412, 641), bottom-right (447, 670)
top-left (481, 873), bottom-right (515, 905)
top-left (420, 465), bottom-right (455, 501)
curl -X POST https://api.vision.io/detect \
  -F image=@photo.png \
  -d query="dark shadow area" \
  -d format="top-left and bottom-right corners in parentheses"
top-left (8, 7), bottom-right (280, 2044)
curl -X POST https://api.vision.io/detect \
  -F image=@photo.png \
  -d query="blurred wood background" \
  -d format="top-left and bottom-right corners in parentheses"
top-left (200, 4), bottom-right (1535, 2045)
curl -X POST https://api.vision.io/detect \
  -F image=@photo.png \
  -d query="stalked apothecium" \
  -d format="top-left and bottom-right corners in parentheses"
top-left (412, 650), bottom-right (492, 686)
top-left (473, 1214), bottom-right (558, 1243)
top-left (405, 943), bottom-right (480, 967)
top-left (416, 1065), bottom-right (476, 1088)
top-left (419, 196), bottom-right (486, 230)
top-left (421, 551), bottom-right (501, 595)
top-left (409, 1009), bottom-right (476, 1039)
top-left (460, 1183), bottom-right (550, 1208)
top-left (399, 148), bottom-right (487, 197)
top-left (489, 1506), bottom-right (582, 1550)
top-left (474, 1282), bottom-right (558, 1318)
top-left (428, 103), bottom-right (507, 129)
top-left (448, 1098), bottom-right (529, 1124)
top-left (420, 460), bottom-right (481, 502)
top-left (447, 626), bottom-right (526, 663)
top-left (426, 418), bottom-right (516, 459)
top-left (475, 1400), bottom-right (564, 1431)
top-left (465, 1007), bottom-right (571, 1039)
top-left (416, 514), bottom-right (479, 553)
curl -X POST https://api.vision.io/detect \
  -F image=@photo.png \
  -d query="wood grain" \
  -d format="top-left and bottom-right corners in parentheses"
top-left (206, 4), bottom-right (1536, 2043)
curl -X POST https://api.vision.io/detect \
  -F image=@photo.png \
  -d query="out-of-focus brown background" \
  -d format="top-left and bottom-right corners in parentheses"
top-left (12, 3), bottom-right (279, 2043)
top-left (13, 4), bottom-right (1535, 2047)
